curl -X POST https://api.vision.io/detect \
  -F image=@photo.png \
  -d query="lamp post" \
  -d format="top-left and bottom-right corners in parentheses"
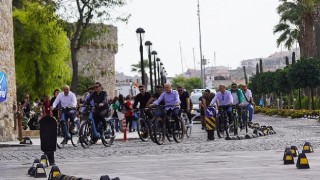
top-left (164, 70), bottom-right (167, 84)
top-left (129, 80), bottom-right (133, 96)
top-left (145, 41), bottom-right (153, 94)
top-left (151, 50), bottom-right (158, 87)
top-left (160, 62), bottom-right (164, 86)
top-left (156, 58), bottom-right (161, 85)
top-left (136, 28), bottom-right (146, 86)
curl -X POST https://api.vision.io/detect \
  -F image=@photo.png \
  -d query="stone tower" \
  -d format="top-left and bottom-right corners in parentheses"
top-left (0, 0), bottom-right (17, 141)
top-left (78, 24), bottom-right (117, 99)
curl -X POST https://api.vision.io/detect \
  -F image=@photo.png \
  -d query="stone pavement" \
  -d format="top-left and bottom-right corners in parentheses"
top-left (0, 131), bottom-right (139, 146)
top-left (1, 150), bottom-right (319, 180)
top-left (0, 114), bottom-right (320, 179)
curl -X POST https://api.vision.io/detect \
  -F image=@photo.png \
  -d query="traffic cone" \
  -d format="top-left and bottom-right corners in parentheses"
top-left (122, 118), bottom-right (127, 142)
top-left (284, 149), bottom-right (294, 164)
top-left (296, 153), bottom-right (310, 169)
top-left (20, 137), bottom-right (33, 145)
top-left (283, 147), bottom-right (291, 161)
top-left (48, 165), bottom-right (61, 180)
top-left (28, 159), bottom-right (40, 176)
top-left (302, 142), bottom-right (314, 153)
top-left (290, 146), bottom-right (299, 157)
top-left (34, 163), bottom-right (47, 178)
top-left (40, 154), bottom-right (49, 168)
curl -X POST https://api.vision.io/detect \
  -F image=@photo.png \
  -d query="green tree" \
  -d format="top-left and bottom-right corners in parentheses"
top-left (274, 0), bottom-right (320, 58)
top-left (55, 0), bottom-right (129, 93)
top-left (13, 0), bottom-right (71, 100)
top-left (171, 76), bottom-right (201, 93)
top-left (288, 58), bottom-right (320, 109)
top-left (77, 75), bottom-right (95, 96)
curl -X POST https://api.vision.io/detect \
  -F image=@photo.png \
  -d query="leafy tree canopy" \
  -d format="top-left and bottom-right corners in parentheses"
top-left (14, 0), bottom-right (71, 101)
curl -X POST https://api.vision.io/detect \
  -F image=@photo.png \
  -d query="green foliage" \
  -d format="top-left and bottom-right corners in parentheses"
top-left (288, 58), bottom-right (320, 89)
top-left (171, 76), bottom-right (201, 93)
top-left (13, 0), bottom-right (71, 100)
top-left (131, 60), bottom-right (150, 73)
top-left (274, 68), bottom-right (292, 94)
top-left (77, 76), bottom-right (95, 95)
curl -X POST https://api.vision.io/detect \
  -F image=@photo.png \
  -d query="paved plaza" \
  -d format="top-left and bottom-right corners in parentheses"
top-left (0, 114), bottom-right (320, 179)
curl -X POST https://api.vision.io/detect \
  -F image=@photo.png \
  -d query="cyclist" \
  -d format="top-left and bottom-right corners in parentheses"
top-left (147, 85), bottom-right (165, 106)
top-left (133, 85), bottom-right (152, 120)
top-left (241, 84), bottom-right (254, 125)
top-left (51, 85), bottom-right (77, 141)
top-left (133, 85), bottom-right (152, 109)
top-left (209, 84), bottom-right (233, 129)
top-left (150, 83), bottom-right (180, 121)
top-left (83, 82), bottom-right (109, 142)
top-left (229, 83), bottom-right (245, 129)
top-left (177, 86), bottom-right (191, 120)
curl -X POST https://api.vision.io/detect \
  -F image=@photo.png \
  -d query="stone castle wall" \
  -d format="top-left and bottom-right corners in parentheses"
top-left (78, 25), bottom-right (117, 99)
top-left (0, 0), bottom-right (17, 141)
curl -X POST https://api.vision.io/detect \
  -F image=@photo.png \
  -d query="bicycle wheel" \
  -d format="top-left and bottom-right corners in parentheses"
top-left (56, 123), bottom-right (65, 149)
top-left (101, 120), bottom-right (115, 147)
top-left (242, 110), bottom-right (249, 133)
top-left (173, 117), bottom-right (185, 143)
top-left (153, 117), bottom-right (165, 145)
top-left (216, 117), bottom-right (223, 138)
top-left (149, 118), bottom-right (157, 143)
top-left (137, 118), bottom-right (149, 142)
top-left (166, 120), bottom-right (174, 142)
top-left (232, 113), bottom-right (239, 136)
top-left (79, 121), bottom-right (92, 149)
top-left (70, 122), bottom-right (80, 147)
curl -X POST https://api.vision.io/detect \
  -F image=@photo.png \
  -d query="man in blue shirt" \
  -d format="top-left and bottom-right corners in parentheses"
top-left (151, 83), bottom-right (180, 121)
top-left (210, 84), bottom-right (233, 125)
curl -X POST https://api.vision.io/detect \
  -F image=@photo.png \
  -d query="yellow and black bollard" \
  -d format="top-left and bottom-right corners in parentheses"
top-left (205, 107), bottom-right (216, 140)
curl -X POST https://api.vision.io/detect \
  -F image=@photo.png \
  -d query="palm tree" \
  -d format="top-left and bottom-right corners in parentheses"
top-left (131, 59), bottom-right (150, 87)
top-left (274, 0), bottom-right (320, 58)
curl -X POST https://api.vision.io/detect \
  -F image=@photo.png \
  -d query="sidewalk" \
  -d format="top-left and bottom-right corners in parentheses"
top-left (0, 131), bottom-right (139, 146)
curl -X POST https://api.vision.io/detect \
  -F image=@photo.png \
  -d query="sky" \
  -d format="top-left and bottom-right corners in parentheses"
top-left (113, 0), bottom-right (282, 77)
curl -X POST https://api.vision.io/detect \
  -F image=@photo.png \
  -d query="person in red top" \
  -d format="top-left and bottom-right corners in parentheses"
top-left (43, 95), bottom-right (51, 116)
top-left (124, 95), bottom-right (134, 132)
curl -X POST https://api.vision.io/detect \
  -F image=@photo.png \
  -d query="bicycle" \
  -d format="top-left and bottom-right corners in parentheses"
top-left (153, 105), bottom-right (185, 145)
top-left (181, 109), bottom-right (192, 138)
top-left (230, 105), bottom-right (240, 136)
top-left (241, 108), bottom-right (249, 134)
top-left (79, 105), bottom-right (115, 149)
top-left (216, 106), bottom-right (230, 139)
top-left (56, 107), bottom-right (80, 149)
top-left (135, 108), bottom-right (157, 142)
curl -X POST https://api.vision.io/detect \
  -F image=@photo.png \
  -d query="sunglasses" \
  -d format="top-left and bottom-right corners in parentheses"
top-left (232, 86), bottom-right (237, 88)
top-left (94, 86), bottom-right (100, 88)
top-left (139, 89), bottom-right (144, 91)
top-left (178, 89), bottom-right (183, 92)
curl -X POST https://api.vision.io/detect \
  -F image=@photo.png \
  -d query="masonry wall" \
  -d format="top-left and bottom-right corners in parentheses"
top-left (78, 25), bottom-right (117, 99)
top-left (0, 0), bottom-right (17, 141)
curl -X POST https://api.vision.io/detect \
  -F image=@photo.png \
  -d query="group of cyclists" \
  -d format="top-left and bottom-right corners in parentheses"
top-left (21, 80), bottom-right (255, 145)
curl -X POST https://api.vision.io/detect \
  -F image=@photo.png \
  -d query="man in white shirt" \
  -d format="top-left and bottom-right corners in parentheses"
top-left (241, 84), bottom-right (254, 124)
top-left (52, 85), bottom-right (77, 140)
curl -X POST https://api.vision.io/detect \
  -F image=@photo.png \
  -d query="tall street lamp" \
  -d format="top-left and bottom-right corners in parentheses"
top-left (145, 41), bottom-right (153, 94)
top-left (164, 70), bottom-right (167, 84)
top-left (136, 28), bottom-right (145, 85)
top-left (129, 79), bottom-right (133, 96)
top-left (151, 50), bottom-right (158, 87)
top-left (160, 62), bottom-right (164, 86)
top-left (156, 58), bottom-right (161, 85)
